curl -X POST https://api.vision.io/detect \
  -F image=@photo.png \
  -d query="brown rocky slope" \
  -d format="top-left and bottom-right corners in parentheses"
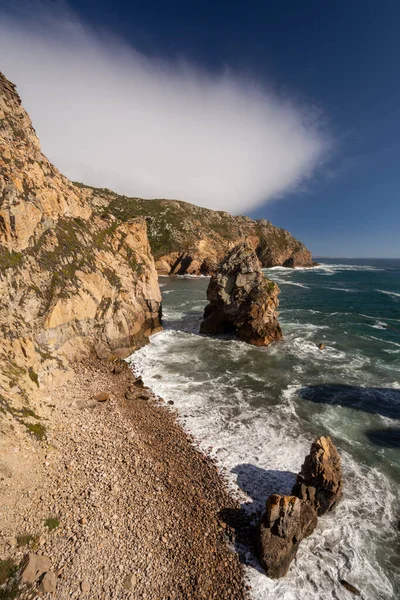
top-left (74, 185), bottom-right (315, 275)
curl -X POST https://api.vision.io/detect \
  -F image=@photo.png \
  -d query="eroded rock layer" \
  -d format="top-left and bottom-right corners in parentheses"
top-left (200, 242), bottom-right (283, 346)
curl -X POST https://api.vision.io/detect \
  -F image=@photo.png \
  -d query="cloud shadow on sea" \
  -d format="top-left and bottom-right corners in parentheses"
top-left (365, 427), bottom-right (400, 448)
top-left (219, 463), bottom-right (296, 573)
top-left (298, 384), bottom-right (400, 420)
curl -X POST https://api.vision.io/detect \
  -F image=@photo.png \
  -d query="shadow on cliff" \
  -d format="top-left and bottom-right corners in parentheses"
top-left (219, 463), bottom-right (296, 572)
top-left (298, 384), bottom-right (400, 420)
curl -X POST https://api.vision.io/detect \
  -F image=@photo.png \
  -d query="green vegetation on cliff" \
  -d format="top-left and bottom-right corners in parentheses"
top-left (73, 182), bottom-right (314, 273)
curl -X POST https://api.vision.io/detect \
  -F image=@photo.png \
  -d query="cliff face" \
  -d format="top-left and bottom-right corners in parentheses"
top-left (0, 72), bottom-right (162, 402)
top-left (73, 189), bottom-right (315, 275)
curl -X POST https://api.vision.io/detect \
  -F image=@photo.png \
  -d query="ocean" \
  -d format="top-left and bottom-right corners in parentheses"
top-left (131, 258), bottom-right (400, 600)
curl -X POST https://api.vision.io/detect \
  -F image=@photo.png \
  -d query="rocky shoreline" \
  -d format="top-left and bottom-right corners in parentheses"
top-left (0, 358), bottom-right (247, 599)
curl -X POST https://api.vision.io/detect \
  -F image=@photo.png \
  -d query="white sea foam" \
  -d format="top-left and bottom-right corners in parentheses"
top-left (270, 279), bottom-right (310, 289)
top-left (130, 330), bottom-right (399, 600)
top-left (265, 263), bottom-right (381, 276)
top-left (177, 274), bottom-right (209, 279)
top-left (358, 312), bottom-right (400, 323)
top-left (378, 289), bottom-right (400, 299)
top-left (326, 286), bottom-right (359, 292)
top-left (368, 321), bottom-right (388, 330)
top-left (365, 335), bottom-right (400, 348)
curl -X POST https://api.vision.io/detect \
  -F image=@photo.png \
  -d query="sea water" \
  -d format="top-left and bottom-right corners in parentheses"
top-left (131, 258), bottom-right (400, 599)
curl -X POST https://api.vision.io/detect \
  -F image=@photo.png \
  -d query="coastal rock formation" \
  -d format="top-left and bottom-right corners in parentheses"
top-left (0, 71), bottom-right (161, 376)
top-left (292, 436), bottom-right (343, 515)
top-left (200, 243), bottom-right (283, 345)
top-left (257, 437), bottom-right (343, 579)
top-left (256, 494), bottom-right (317, 579)
top-left (76, 187), bottom-right (315, 275)
top-left (0, 69), bottom-right (162, 472)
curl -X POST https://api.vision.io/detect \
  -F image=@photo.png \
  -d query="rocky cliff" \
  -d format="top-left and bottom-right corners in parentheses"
top-left (0, 72), bottom-right (161, 410)
top-left (73, 186), bottom-right (315, 275)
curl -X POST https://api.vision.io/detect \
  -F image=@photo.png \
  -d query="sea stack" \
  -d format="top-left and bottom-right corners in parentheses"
top-left (257, 436), bottom-right (343, 579)
top-left (256, 494), bottom-right (317, 579)
top-left (200, 242), bottom-right (283, 346)
top-left (292, 436), bottom-right (343, 515)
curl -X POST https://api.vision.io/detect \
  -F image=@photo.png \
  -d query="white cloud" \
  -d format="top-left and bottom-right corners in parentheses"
top-left (0, 2), bottom-right (330, 213)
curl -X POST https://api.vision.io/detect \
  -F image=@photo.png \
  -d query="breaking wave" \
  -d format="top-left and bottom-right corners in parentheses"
top-left (378, 289), bottom-right (400, 299)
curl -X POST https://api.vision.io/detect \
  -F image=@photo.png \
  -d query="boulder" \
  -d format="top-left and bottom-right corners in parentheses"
top-left (200, 243), bottom-right (283, 346)
top-left (340, 579), bottom-right (361, 596)
top-left (20, 553), bottom-right (51, 584)
top-left (94, 392), bottom-right (110, 403)
top-left (123, 574), bottom-right (137, 590)
top-left (256, 494), bottom-right (317, 578)
top-left (40, 571), bottom-right (57, 593)
top-left (292, 436), bottom-right (343, 515)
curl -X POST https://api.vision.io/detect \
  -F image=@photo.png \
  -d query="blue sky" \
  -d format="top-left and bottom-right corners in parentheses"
top-left (68, 0), bottom-right (400, 257)
top-left (1, 0), bottom-right (399, 257)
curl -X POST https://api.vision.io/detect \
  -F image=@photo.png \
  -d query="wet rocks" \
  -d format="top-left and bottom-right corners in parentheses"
top-left (200, 243), bottom-right (283, 346)
top-left (133, 376), bottom-right (144, 388)
top-left (292, 436), bottom-right (343, 515)
top-left (257, 436), bottom-right (343, 579)
top-left (256, 494), bottom-right (317, 578)
top-left (340, 579), bottom-right (361, 596)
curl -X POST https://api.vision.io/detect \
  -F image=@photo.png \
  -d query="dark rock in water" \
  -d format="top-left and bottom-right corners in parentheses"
top-left (339, 579), bottom-right (361, 596)
top-left (256, 494), bottom-right (317, 578)
top-left (292, 436), bottom-right (342, 515)
top-left (200, 242), bottom-right (283, 346)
